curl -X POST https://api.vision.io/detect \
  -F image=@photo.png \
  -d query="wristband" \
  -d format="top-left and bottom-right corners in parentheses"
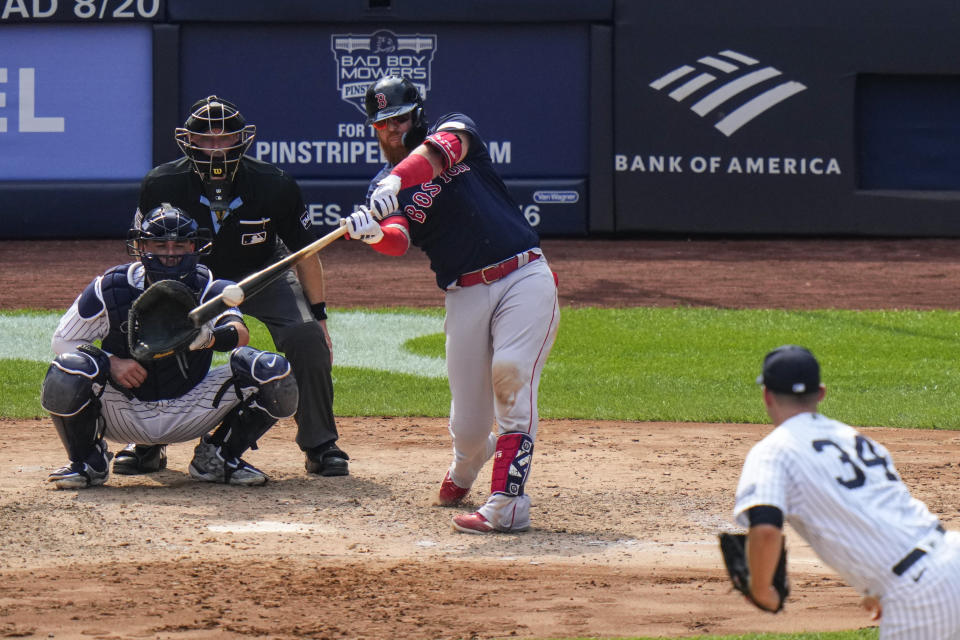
top-left (211, 324), bottom-right (240, 352)
top-left (424, 131), bottom-right (462, 170)
top-left (311, 301), bottom-right (328, 321)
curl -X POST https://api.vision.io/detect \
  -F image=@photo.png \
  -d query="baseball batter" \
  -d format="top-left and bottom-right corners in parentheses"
top-left (733, 345), bottom-right (960, 637)
top-left (42, 205), bottom-right (298, 489)
top-left (342, 76), bottom-right (559, 533)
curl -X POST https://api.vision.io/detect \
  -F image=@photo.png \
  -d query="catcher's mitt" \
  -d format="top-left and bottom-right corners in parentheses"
top-left (128, 280), bottom-right (200, 363)
top-left (718, 532), bottom-right (789, 613)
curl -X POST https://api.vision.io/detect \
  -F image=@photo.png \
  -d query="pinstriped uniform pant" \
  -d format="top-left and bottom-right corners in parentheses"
top-left (99, 364), bottom-right (254, 445)
top-left (880, 531), bottom-right (960, 640)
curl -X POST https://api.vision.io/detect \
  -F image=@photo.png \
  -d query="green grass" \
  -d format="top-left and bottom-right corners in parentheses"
top-left (0, 360), bottom-right (50, 417)
top-left (396, 306), bottom-right (960, 427)
top-left (543, 307), bottom-right (960, 427)
top-left (5, 307), bottom-right (960, 429)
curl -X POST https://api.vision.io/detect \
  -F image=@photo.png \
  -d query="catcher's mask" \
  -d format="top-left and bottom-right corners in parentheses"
top-left (127, 204), bottom-right (212, 284)
top-left (364, 76), bottom-right (427, 150)
top-left (175, 95), bottom-right (256, 214)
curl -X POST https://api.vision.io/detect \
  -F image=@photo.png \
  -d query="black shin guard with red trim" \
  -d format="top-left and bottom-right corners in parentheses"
top-left (490, 432), bottom-right (534, 497)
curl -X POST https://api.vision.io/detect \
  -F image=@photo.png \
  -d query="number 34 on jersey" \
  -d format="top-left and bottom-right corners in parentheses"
top-left (813, 434), bottom-right (899, 490)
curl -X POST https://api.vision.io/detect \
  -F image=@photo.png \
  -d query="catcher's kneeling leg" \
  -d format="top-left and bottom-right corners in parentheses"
top-left (208, 404), bottom-right (277, 460)
top-left (229, 346), bottom-right (299, 419)
top-left (208, 346), bottom-right (298, 457)
top-left (41, 346), bottom-right (111, 462)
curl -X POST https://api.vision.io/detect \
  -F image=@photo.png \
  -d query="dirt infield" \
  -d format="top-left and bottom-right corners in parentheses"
top-left (2, 237), bottom-right (960, 639)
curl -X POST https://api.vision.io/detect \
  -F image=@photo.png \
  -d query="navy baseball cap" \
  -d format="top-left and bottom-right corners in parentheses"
top-left (757, 345), bottom-right (820, 394)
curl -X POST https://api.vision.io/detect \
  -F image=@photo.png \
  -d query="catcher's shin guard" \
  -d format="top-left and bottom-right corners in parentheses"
top-left (41, 347), bottom-right (110, 461)
top-left (210, 404), bottom-right (276, 460)
top-left (490, 432), bottom-right (534, 497)
top-left (229, 347), bottom-right (299, 419)
top-left (48, 404), bottom-right (105, 463)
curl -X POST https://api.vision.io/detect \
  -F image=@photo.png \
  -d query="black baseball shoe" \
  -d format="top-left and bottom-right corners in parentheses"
top-left (112, 444), bottom-right (168, 475)
top-left (305, 442), bottom-right (350, 477)
top-left (48, 439), bottom-right (112, 490)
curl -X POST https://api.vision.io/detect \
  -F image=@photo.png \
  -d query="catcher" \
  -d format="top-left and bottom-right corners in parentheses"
top-left (42, 204), bottom-right (298, 489)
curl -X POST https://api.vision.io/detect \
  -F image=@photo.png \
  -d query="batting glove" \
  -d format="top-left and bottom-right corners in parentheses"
top-left (189, 321), bottom-right (215, 351)
top-left (369, 193), bottom-right (399, 219)
top-left (370, 174), bottom-right (402, 218)
top-left (341, 207), bottom-right (384, 244)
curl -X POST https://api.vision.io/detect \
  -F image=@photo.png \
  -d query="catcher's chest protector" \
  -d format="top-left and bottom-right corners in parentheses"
top-left (100, 265), bottom-right (215, 401)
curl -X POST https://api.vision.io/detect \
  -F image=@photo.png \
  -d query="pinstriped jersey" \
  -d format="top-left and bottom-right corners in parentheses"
top-left (368, 112), bottom-right (539, 289)
top-left (734, 412), bottom-right (941, 597)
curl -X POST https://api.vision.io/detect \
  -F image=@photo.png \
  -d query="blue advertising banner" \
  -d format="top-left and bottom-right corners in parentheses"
top-left (0, 24), bottom-right (152, 179)
top-left (0, 0), bottom-right (164, 22)
top-left (298, 179), bottom-right (588, 238)
top-left (177, 24), bottom-right (589, 181)
top-left (0, 178), bottom-right (586, 239)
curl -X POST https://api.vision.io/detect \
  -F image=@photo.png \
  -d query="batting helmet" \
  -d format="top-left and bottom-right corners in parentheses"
top-left (127, 204), bottom-right (212, 283)
top-left (364, 77), bottom-right (428, 149)
top-left (364, 77), bottom-right (423, 123)
top-left (175, 96), bottom-right (256, 183)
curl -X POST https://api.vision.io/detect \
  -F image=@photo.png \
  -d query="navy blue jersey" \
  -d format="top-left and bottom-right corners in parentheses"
top-left (76, 263), bottom-right (241, 402)
top-left (368, 113), bottom-right (539, 289)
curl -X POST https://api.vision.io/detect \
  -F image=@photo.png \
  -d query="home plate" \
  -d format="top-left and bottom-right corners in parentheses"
top-left (207, 521), bottom-right (329, 534)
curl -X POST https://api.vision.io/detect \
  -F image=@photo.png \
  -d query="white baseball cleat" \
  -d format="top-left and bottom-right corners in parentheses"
top-left (47, 461), bottom-right (109, 489)
top-left (188, 438), bottom-right (268, 486)
top-left (47, 440), bottom-right (111, 490)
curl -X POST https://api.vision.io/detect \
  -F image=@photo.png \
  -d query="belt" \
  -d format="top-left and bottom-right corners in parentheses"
top-left (892, 524), bottom-right (946, 576)
top-left (456, 251), bottom-right (540, 288)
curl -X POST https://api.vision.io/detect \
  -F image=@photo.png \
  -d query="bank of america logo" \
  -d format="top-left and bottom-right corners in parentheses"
top-left (649, 50), bottom-right (806, 137)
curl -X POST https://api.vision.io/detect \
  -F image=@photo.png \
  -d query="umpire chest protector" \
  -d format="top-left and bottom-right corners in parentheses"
top-left (92, 264), bottom-right (215, 401)
top-left (139, 157), bottom-right (316, 283)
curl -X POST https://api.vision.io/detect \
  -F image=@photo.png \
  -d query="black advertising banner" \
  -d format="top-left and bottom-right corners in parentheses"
top-left (614, 0), bottom-right (960, 236)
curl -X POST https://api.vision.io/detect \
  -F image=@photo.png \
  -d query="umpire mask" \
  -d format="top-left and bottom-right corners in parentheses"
top-left (175, 96), bottom-right (256, 216)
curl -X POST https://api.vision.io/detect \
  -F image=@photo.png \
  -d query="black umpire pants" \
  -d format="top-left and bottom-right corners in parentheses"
top-left (238, 269), bottom-right (339, 452)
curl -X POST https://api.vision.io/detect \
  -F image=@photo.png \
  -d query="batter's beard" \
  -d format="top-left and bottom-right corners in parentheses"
top-left (377, 129), bottom-right (411, 167)
top-left (382, 143), bottom-right (410, 167)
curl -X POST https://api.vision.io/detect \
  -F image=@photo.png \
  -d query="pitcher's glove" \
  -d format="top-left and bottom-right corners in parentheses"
top-left (128, 280), bottom-right (201, 363)
top-left (718, 532), bottom-right (789, 613)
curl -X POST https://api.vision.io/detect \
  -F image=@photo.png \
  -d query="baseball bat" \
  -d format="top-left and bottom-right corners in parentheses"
top-left (188, 224), bottom-right (348, 327)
